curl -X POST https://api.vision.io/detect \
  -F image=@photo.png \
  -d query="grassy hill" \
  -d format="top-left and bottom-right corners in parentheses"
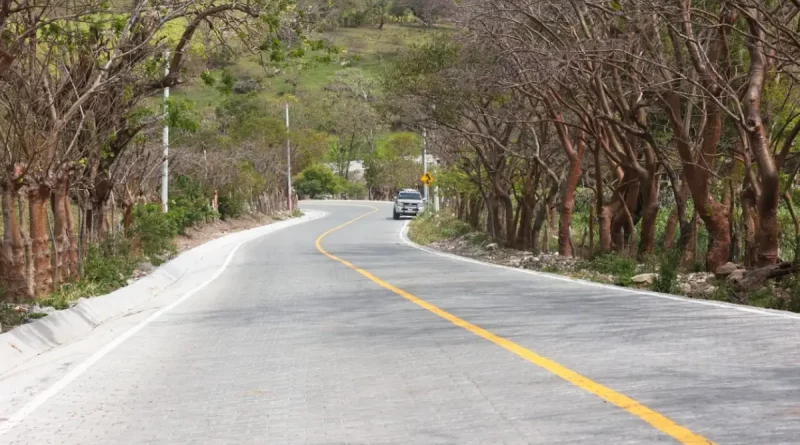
top-left (174, 24), bottom-right (446, 110)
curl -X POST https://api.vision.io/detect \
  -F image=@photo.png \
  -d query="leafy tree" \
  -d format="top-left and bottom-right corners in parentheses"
top-left (294, 164), bottom-right (342, 198)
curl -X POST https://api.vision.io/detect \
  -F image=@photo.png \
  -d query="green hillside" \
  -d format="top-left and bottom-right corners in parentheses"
top-left (174, 24), bottom-right (445, 110)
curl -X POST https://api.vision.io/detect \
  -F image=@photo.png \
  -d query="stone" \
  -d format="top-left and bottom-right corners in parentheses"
top-left (136, 262), bottom-right (156, 273)
top-left (679, 283), bottom-right (692, 294)
top-left (232, 78), bottom-right (262, 94)
top-left (727, 269), bottom-right (746, 283)
top-left (631, 273), bottom-right (658, 285)
top-left (486, 243), bottom-right (499, 251)
top-left (687, 272), bottom-right (714, 283)
top-left (715, 262), bottom-right (739, 276)
top-left (699, 285), bottom-right (717, 295)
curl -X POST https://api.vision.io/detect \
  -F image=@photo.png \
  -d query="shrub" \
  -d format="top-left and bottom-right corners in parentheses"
top-left (82, 236), bottom-right (138, 289)
top-left (132, 204), bottom-right (178, 265)
top-left (653, 251), bottom-right (680, 294)
top-left (168, 175), bottom-right (217, 233)
top-left (294, 164), bottom-right (341, 198)
top-left (1, 303), bottom-right (28, 333)
top-left (41, 236), bottom-right (139, 310)
top-left (408, 211), bottom-right (471, 245)
top-left (579, 254), bottom-right (638, 286)
top-left (340, 180), bottom-right (368, 199)
top-left (218, 192), bottom-right (248, 219)
top-left (788, 277), bottom-right (800, 313)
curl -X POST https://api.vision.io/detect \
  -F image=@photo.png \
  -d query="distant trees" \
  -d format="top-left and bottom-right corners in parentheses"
top-left (383, 0), bottom-right (800, 273)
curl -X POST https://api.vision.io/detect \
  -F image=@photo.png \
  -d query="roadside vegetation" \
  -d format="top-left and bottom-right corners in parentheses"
top-left (1, 0), bottom-right (451, 331)
top-left (390, 1), bottom-right (800, 313)
top-left (409, 211), bottom-right (800, 313)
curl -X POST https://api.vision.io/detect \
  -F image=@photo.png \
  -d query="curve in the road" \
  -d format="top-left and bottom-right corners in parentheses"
top-left (315, 204), bottom-right (715, 445)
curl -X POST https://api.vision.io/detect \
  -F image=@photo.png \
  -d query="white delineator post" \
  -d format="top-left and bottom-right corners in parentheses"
top-left (286, 103), bottom-right (292, 211)
top-left (161, 49), bottom-right (170, 213)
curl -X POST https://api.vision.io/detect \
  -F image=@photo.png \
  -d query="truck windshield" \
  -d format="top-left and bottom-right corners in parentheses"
top-left (398, 192), bottom-right (422, 200)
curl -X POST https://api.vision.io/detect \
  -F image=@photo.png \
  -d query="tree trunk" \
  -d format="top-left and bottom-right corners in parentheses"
top-left (611, 175), bottom-right (639, 251)
top-left (594, 144), bottom-right (609, 254)
top-left (741, 187), bottom-right (759, 268)
top-left (29, 184), bottom-right (52, 297)
top-left (637, 172), bottom-right (659, 259)
top-left (64, 189), bottom-right (79, 279)
top-left (665, 84), bottom-right (731, 271)
top-left (500, 194), bottom-right (516, 248)
top-left (1, 184), bottom-right (26, 301)
top-left (663, 180), bottom-right (690, 250)
top-left (742, 8), bottom-right (780, 268)
top-left (663, 210), bottom-right (679, 250)
top-left (679, 213), bottom-right (698, 267)
top-left (467, 197), bottom-right (481, 228)
top-left (559, 145), bottom-right (585, 257)
top-left (122, 199), bottom-right (134, 232)
top-left (588, 205), bottom-right (595, 256)
top-left (51, 179), bottom-right (70, 286)
top-left (533, 181), bottom-right (558, 252)
top-left (517, 201), bottom-right (534, 251)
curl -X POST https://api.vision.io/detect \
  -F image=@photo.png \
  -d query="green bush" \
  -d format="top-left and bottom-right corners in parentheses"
top-left (132, 204), bottom-right (178, 265)
top-left (653, 251), bottom-right (680, 294)
top-left (168, 175), bottom-right (217, 234)
top-left (218, 192), bottom-right (248, 219)
top-left (340, 180), bottom-right (368, 199)
top-left (1, 303), bottom-right (28, 332)
top-left (42, 235), bottom-right (139, 310)
top-left (408, 211), bottom-right (472, 245)
top-left (82, 235), bottom-right (138, 289)
top-left (787, 277), bottom-right (800, 313)
top-left (294, 164), bottom-right (341, 198)
top-left (579, 254), bottom-right (638, 286)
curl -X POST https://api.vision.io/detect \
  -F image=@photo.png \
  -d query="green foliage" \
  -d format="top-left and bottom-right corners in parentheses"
top-left (408, 211), bottom-right (472, 245)
top-left (339, 180), bottom-right (368, 199)
top-left (42, 236), bottom-right (139, 311)
top-left (166, 98), bottom-right (200, 133)
top-left (787, 277), bottom-right (800, 313)
top-left (1, 303), bottom-right (28, 333)
top-left (294, 164), bottom-right (342, 198)
top-left (132, 204), bottom-right (178, 265)
top-left (364, 132), bottom-right (421, 194)
top-left (168, 175), bottom-right (217, 234)
top-left (652, 251), bottom-right (680, 294)
top-left (579, 254), bottom-right (638, 287)
top-left (217, 161), bottom-right (267, 219)
top-left (218, 193), bottom-right (248, 219)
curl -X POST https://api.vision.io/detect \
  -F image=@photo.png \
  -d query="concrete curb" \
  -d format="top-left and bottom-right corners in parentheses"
top-left (0, 210), bottom-right (326, 375)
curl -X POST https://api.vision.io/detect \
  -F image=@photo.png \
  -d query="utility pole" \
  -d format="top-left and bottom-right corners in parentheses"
top-left (161, 49), bottom-right (170, 213)
top-left (286, 102), bottom-right (292, 211)
top-left (423, 127), bottom-right (429, 202)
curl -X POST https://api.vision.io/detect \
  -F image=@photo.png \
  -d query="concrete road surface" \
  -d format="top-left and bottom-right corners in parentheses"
top-left (1, 201), bottom-right (799, 445)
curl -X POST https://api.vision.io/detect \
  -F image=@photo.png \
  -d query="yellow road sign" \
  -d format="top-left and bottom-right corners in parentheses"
top-left (421, 172), bottom-right (434, 185)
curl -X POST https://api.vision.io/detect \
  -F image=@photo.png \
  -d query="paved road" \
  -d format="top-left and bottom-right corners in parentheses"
top-left (1, 202), bottom-right (800, 445)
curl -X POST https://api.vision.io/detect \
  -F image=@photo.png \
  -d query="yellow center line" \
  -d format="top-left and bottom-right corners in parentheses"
top-left (314, 205), bottom-right (716, 445)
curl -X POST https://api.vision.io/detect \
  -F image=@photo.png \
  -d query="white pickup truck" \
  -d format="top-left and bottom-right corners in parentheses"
top-left (393, 189), bottom-right (425, 220)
